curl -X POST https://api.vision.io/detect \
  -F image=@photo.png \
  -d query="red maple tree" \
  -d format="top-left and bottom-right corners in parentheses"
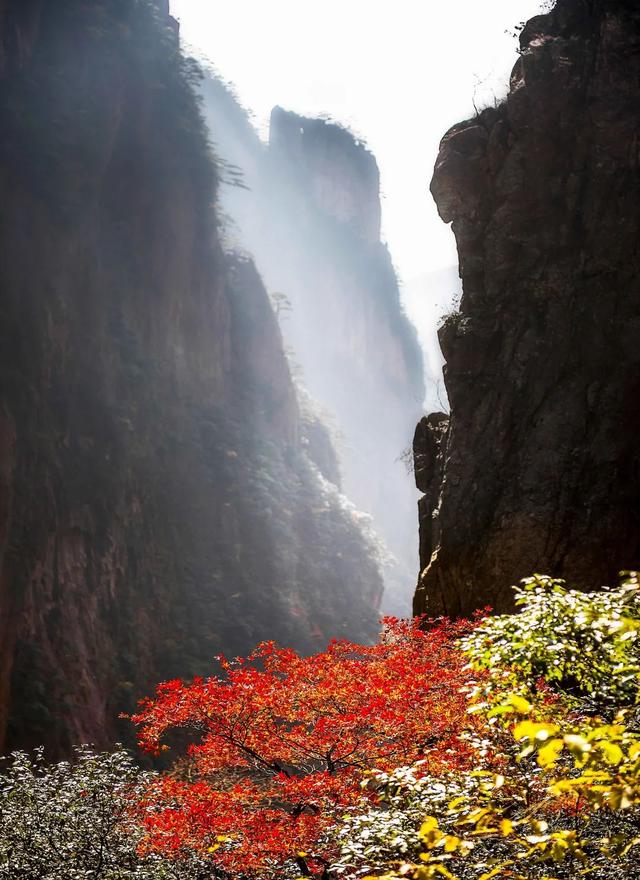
top-left (130, 617), bottom-right (480, 878)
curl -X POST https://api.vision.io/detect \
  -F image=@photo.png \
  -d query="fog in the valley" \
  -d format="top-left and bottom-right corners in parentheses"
top-left (200, 79), bottom-right (423, 612)
top-left (172, 0), bottom-right (547, 354)
top-left (172, 0), bottom-right (548, 611)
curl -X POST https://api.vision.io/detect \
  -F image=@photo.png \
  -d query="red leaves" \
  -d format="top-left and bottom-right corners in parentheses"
top-left (130, 617), bottom-right (480, 877)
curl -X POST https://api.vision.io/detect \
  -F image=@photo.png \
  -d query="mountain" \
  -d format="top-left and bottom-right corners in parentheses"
top-left (201, 79), bottom-right (425, 613)
top-left (402, 266), bottom-right (461, 412)
top-left (0, 0), bottom-right (382, 755)
top-left (414, 0), bottom-right (640, 617)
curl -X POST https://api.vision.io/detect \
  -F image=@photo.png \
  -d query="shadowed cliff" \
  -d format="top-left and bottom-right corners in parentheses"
top-left (0, 0), bottom-right (382, 755)
top-left (414, 0), bottom-right (640, 617)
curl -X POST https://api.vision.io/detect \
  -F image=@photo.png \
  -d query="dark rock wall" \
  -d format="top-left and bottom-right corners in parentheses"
top-left (413, 413), bottom-right (448, 597)
top-left (415, 0), bottom-right (640, 617)
top-left (0, 0), bottom-right (381, 756)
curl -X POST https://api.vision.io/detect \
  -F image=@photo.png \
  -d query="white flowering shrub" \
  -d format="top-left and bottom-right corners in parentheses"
top-left (333, 764), bottom-right (470, 877)
top-left (0, 746), bottom-right (213, 880)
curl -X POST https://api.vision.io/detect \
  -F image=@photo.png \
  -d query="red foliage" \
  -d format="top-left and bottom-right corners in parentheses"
top-left (130, 617), bottom-right (480, 878)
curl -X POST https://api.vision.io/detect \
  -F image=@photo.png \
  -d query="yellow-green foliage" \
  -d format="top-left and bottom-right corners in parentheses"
top-left (462, 573), bottom-right (640, 705)
top-left (335, 572), bottom-right (640, 880)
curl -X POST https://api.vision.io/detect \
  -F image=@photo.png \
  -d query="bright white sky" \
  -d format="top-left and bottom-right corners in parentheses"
top-left (171, 0), bottom-right (544, 284)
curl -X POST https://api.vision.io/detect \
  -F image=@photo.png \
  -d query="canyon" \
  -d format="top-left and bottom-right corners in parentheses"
top-left (3, 0), bottom-right (639, 756)
top-left (200, 78), bottom-right (425, 613)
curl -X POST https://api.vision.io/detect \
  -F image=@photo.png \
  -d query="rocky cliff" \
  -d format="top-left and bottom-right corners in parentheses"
top-left (414, 0), bottom-right (640, 617)
top-left (201, 84), bottom-right (425, 614)
top-left (0, 0), bottom-right (381, 756)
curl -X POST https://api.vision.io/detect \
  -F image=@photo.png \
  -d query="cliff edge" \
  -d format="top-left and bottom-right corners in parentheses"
top-left (201, 86), bottom-right (425, 614)
top-left (415, 0), bottom-right (640, 616)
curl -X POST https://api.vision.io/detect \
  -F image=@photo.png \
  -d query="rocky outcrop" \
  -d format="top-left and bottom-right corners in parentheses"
top-left (202, 86), bottom-right (425, 614)
top-left (0, 0), bottom-right (381, 755)
top-left (414, 0), bottom-right (640, 617)
top-left (413, 413), bottom-right (449, 590)
top-left (268, 108), bottom-right (382, 245)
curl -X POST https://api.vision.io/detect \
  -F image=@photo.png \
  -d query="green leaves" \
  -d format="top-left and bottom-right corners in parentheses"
top-left (343, 571), bottom-right (640, 880)
top-left (462, 573), bottom-right (640, 707)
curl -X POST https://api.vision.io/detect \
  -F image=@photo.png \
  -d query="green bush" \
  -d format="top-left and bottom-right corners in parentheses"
top-left (462, 572), bottom-right (640, 706)
top-left (332, 572), bottom-right (640, 880)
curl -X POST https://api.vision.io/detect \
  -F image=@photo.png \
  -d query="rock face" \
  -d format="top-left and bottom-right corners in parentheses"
top-left (414, 0), bottom-right (640, 617)
top-left (413, 413), bottom-right (449, 599)
top-left (201, 85), bottom-right (425, 614)
top-left (0, 0), bottom-right (381, 755)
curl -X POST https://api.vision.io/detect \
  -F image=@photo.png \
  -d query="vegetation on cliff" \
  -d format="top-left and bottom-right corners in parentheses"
top-left (2, 1), bottom-right (639, 878)
top-left (0, 0), bottom-right (382, 757)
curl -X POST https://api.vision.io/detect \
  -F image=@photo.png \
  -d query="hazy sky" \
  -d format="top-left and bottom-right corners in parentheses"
top-left (171, 0), bottom-right (545, 285)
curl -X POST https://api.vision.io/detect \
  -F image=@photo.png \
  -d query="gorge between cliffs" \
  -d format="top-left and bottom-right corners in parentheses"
top-left (0, 0), bottom-right (424, 755)
top-left (3, 1), bottom-right (640, 879)
top-left (0, 0), bottom-right (639, 780)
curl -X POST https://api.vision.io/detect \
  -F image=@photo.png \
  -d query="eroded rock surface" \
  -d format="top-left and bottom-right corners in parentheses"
top-left (415, 0), bottom-right (640, 617)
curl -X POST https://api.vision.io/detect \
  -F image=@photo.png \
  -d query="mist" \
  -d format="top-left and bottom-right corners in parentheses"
top-left (200, 77), bottom-right (424, 612)
top-left (167, 2), bottom-right (549, 612)
top-left (2, 0), bottom-right (640, 869)
top-left (172, 0), bottom-right (547, 358)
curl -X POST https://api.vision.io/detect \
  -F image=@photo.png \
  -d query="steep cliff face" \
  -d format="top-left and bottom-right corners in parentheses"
top-left (0, 0), bottom-right (381, 756)
top-left (201, 85), bottom-right (425, 613)
top-left (414, 0), bottom-right (640, 617)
